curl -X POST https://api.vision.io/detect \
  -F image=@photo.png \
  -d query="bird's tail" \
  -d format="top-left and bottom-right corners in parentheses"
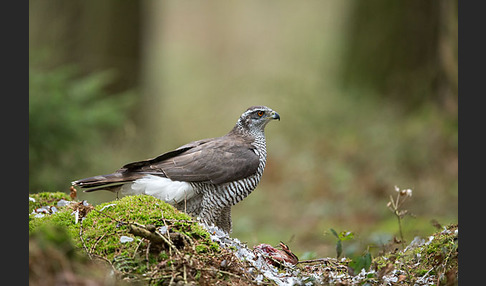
top-left (71, 172), bottom-right (140, 192)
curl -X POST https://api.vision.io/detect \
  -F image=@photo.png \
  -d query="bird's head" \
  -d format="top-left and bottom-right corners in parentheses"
top-left (235, 106), bottom-right (280, 134)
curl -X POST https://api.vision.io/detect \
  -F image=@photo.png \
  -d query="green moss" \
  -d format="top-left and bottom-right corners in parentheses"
top-left (29, 192), bottom-right (77, 234)
top-left (29, 192), bottom-right (240, 284)
top-left (372, 224), bottom-right (458, 283)
top-left (75, 195), bottom-right (221, 259)
top-left (159, 251), bottom-right (169, 260)
top-left (196, 244), bottom-right (209, 253)
top-left (29, 191), bottom-right (71, 213)
top-left (30, 222), bottom-right (77, 257)
top-left (29, 208), bottom-right (77, 234)
top-left (417, 224), bottom-right (458, 272)
top-left (29, 194), bottom-right (215, 249)
top-left (210, 241), bottom-right (220, 252)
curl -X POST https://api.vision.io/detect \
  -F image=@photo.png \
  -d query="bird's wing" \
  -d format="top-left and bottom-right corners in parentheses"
top-left (121, 135), bottom-right (260, 185)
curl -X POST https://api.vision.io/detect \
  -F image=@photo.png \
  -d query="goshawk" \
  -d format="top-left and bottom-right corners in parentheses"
top-left (72, 106), bottom-right (280, 233)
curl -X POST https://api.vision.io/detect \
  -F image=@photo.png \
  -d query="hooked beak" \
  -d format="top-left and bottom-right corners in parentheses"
top-left (271, 111), bottom-right (280, 121)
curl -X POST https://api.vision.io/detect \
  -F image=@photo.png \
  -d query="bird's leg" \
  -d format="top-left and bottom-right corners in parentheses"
top-left (197, 196), bottom-right (223, 230)
top-left (215, 206), bottom-right (232, 234)
top-left (184, 191), bottom-right (187, 213)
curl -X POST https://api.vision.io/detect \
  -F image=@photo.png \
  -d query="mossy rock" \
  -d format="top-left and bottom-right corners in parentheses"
top-left (29, 191), bottom-right (72, 214)
top-left (78, 195), bottom-right (218, 261)
top-left (372, 224), bottom-right (458, 284)
top-left (29, 193), bottom-right (248, 285)
top-left (29, 192), bottom-right (75, 233)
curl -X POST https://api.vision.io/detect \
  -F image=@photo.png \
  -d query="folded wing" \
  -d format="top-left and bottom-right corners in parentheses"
top-left (121, 134), bottom-right (260, 185)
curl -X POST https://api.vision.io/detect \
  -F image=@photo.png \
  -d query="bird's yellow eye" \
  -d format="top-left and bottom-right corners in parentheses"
top-left (257, 111), bottom-right (264, 117)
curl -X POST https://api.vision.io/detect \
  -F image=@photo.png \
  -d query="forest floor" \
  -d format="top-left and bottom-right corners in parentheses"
top-left (29, 192), bottom-right (457, 285)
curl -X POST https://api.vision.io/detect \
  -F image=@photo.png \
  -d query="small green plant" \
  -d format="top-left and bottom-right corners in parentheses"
top-left (328, 229), bottom-right (372, 274)
top-left (349, 251), bottom-right (372, 274)
top-left (329, 228), bottom-right (354, 258)
top-left (386, 185), bottom-right (414, 281)
top-left (387, 186), bottom-right (413, 249)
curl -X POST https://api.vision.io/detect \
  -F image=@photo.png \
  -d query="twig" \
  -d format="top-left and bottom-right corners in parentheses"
top-left (169, 266), bottom-right (176, 285)
top-left (133, 237), bottom-right (144, 259)
top-left (179, 231), bottom-right (196, 252)
top-left (78, 221), bottom-right (92, 259)
top-left (200, 267), bottom-right (247, 280)
top-left (183, 264), bottom-right (187, 284)
top-left (129, 222), bottom-right (182, 256)
top-left (297, 258), bottom-right (330, 264)
top-left (145, 240), bottom-right (151, 270)
top-left (159, 218), bottom-right (198, 224)
top-left (90, 253), bottom-right (119, 275)
top-left (93, 207), bottom-right (128, 226)
top-left (90, 233), bottom-right (106, 254)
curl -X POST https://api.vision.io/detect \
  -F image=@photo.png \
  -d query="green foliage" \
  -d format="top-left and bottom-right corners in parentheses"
top-left (349, 252), bottom-right (372, 274)
top-left (329, 228), bottom-right (355, 258)
top-left (328, 228), bottom-right (372, 274)
top-left (29, 64), bottom-right (134, 193)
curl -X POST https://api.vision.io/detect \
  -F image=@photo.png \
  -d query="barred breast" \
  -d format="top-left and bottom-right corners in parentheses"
top-left (178, 138), bottom-right (267, 228)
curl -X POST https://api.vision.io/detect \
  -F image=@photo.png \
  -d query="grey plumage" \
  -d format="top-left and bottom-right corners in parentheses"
top-left (72, 106), bottom-right (280, 233)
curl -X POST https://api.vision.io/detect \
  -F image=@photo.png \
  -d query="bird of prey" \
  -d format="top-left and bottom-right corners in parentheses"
top-left (72, 106), bottom-right (280, 233)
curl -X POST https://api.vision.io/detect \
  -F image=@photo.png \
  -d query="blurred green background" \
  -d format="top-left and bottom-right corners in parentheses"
top-left (29, 0), bottom-right (457, 259)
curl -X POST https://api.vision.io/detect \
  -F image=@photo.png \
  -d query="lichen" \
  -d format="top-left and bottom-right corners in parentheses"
top-left (29, 192), bottom-right (75, 233)
top-left (29, 191), bottom-right (72, 214)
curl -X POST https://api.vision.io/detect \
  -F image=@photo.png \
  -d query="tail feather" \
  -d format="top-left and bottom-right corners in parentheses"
top-left (71, 172), bottom-right (141, 192)
top-left (82, 183), bottom-right (126, 193)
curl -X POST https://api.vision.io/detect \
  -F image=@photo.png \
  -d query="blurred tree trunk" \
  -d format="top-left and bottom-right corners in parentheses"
top-left (29, 0), bottom-right (156, 149)
top-left (340, 0), bottom-right (457, 114)
top-left (29, 0), bottom-right (142, 93)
